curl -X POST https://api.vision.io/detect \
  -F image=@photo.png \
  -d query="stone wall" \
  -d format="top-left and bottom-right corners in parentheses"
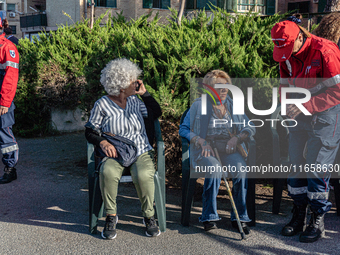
top-left (46, 0), bottom-right (82, 29)
top-left (51, 108), bottom-right (87, 132)
top-left (86, 5), bottom-right (121, 24)
top-left (84, 0), bottom-right (181, 23)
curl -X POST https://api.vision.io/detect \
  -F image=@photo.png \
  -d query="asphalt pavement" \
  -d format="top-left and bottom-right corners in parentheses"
top-left (0, 132), bottom-right (339, 255)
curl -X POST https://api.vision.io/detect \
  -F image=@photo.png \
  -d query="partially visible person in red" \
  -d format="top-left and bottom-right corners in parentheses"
top-left (0, 17), bottom-right (20, 184)
top-left (271, 20), bottom-right (340, 243)
top-left (2, 19), bottom-right (18, 45)
top-left (313, 12), bottom-right (340, 48)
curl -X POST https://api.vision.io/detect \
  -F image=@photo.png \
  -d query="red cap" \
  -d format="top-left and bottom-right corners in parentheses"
top-left (271, 21), bottom-right (300, 62)
top-left (0, 18), bottom-right (2, 29)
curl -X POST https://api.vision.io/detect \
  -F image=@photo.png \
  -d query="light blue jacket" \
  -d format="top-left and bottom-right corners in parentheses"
top-left (179, 96), bottom-right (256, 161)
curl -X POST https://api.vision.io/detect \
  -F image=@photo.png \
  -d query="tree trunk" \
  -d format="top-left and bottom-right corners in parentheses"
top-left (177, 0), bottom-right (186, 26)
top-left (90, 0), bottom-right (95, 29)
top-left (324, 0), bottom-right (340, 12)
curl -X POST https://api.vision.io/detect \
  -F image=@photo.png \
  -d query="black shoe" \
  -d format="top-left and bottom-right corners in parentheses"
top-left (281, 204), bottom-right (307, 236)
top-left (143, 216), bottom-right (161, 237)
top-left (299, 212), bottom-right (325, 243)
top-left (231, 221), bottom-right (250, 235)
top-left (0, 166), bottom-right (17, 184)
top-left (203, 221), bottom-right (217, 231)
top-left (101, 215), bottom-right (118, 240)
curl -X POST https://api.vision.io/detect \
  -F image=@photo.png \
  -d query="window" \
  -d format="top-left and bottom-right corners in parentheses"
top-left (9, 25), bottom-right (16, 35)
top-left (266, 0), bottom-right (275, 15)
top-left (7, 3), bottom-right (15, 12)
top-left (93, 0), bottom-right (116, 8)
top-left (237, 0), bottom-right (265, 14)
top-left (186, 0), bottom-right (217, 9)
top-left (287, 2), bottom-right (309, 13)
top-left (143, 0), bottom-right (171, 9)
top-left (217, 0), bottom-right (228, 9)
top-left (186, 0), bottom-right (268, 14)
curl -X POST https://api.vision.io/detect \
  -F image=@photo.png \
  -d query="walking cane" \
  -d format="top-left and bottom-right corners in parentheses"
top-left (213, 147), bottom-right (247, 240)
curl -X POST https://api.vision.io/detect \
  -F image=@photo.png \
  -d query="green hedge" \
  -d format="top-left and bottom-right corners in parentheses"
top-left (15, 9), bottom-right (284, 137)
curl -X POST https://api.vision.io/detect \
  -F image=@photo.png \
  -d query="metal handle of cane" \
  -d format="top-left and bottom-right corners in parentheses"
top-left (213, 148), bottom-right (247, 240)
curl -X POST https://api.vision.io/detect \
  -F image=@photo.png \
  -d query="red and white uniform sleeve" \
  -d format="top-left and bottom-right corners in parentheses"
top-left (0, 41), bottom-right (19, 107)
top-left (303, 52), bottom-right (340, 114)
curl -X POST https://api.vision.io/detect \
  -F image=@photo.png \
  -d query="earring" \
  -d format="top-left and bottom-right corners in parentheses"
top-left (122, 90), bottom-right (125, 93)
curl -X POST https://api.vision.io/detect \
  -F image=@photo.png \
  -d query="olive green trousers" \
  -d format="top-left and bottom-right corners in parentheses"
top-left (99, 151), bottom-right (156, 217)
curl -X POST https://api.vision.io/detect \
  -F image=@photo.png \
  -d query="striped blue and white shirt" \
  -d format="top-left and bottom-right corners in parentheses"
top-left (87, 95), bottom-right (152, 156)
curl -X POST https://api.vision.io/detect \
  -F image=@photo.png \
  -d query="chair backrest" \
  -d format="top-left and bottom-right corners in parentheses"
top-left (180, 109), bottom-right (190, 164)
top-left (180, 108), bottom-right (190, 125)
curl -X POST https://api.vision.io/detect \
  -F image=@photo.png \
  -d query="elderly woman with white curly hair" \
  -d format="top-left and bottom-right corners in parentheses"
top-left (85, 58), bottom-right (162, 240)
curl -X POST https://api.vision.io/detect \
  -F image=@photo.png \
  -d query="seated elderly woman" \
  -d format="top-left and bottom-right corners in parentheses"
top-left (85, 58), bottom-right (162, 240)
top-left (179, 70), bottom-right (255, 234)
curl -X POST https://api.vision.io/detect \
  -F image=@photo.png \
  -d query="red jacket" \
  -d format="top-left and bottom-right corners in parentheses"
top-left (279, 34), bottom-right (340, 114)
top-left (0, 33), bottom-right (19, 108)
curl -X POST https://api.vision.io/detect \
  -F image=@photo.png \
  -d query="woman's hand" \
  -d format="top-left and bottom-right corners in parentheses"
top-left (135, 79), bottom-right (147, 96)
top-left (0, 106), bottom-right (8, 116)
top-left (99, 140), bottom-right (118, 158)
top-left (198, 138), bottom-right (215, 157)
top-left (226, 137), bottom-right (238, 154)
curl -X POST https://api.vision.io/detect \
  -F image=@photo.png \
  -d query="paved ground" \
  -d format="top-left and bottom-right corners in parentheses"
top-left (0, 132), bottom-right (339, 255)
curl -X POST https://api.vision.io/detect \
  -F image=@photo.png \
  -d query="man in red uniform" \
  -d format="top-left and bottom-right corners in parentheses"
top-left (0, 18), bottom-right (19, 184)
top-left (272, 21), bottom-right (340, 243)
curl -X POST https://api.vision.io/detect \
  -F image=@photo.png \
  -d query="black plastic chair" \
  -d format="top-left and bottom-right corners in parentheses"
top-left (270, 105), bottom-right (340, 216)
top-left (180, 108), bottom-right (257, 226)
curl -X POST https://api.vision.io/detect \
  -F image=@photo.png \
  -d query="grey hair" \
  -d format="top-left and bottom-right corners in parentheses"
top-left (100, 58), bottom-right (142, 96)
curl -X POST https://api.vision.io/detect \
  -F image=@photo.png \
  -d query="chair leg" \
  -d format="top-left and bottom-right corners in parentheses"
top-left (181, 158), bottom-right (190, 226)
top-left (89, 172), bottom-right (104, 234)
top-left (154, 172), bottom-right (166, 232)
top-left (334, 179), bottom-right (340, 216)
top-left (247, 179), bottom-right (256, 226)
top-left (272, 178), bottom-right (285, 214)
top-left (181, 178), bottom-right (197, 226)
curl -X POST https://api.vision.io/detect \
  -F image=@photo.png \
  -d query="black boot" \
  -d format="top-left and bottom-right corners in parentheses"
top-left (0, 166), bottom-right (17, 184)
top-left (281, 204), bottom-right (307, 236)
top-left (299, 211), bottom-right (325, 243)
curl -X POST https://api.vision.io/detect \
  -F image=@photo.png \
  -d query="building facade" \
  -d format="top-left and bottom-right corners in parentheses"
top-left (15, 0), bottom-right (280, 40)
top-left (0, 0), bottom-right (332, 40)
top-left (0, 0), bottom-right (23, 39)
